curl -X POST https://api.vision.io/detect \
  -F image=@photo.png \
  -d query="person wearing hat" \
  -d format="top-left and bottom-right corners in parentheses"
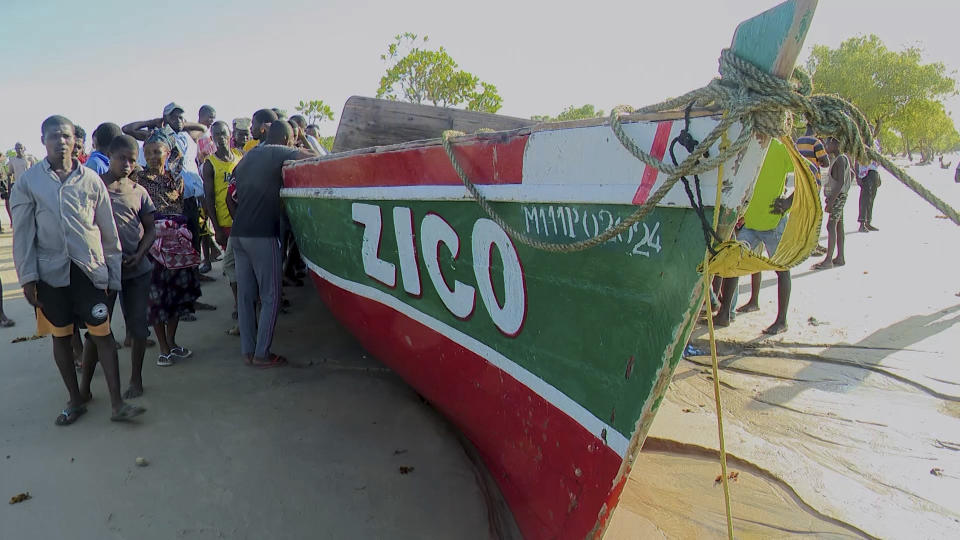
top-left (232, 118), bottom-right (252, 153)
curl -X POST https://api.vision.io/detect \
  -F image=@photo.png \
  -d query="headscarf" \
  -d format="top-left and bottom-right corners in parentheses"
top-left (145, 126), bottom-right (175, 151)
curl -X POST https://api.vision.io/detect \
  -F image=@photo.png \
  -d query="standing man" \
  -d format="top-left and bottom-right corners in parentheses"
top-left (857, 141), bottom-right (881, 232)
top-left (202, 121), bottom-right (242, 333)
top-left (5, 143), bottom-right (34, 229)
top-left (243, 108), bottom-right (278, 153)
top-left (814, 138), bottom-right (854, 269)
top-left (231, 121), bottom-right (316, 368)
top-left (196, 105), bottom-right (218, 164)
top-left (11, 115), bottom-right (145, 424)
top-left (85, 122), bottom-right (123, 176)
top-left (714, 138), bottom-right (796, 335)
top-left (795, 125), bottom-right (830, 178)
top-left (73, 125), bottom-right (88, 164)
top-left (232, 118), bottom-right (252, 153)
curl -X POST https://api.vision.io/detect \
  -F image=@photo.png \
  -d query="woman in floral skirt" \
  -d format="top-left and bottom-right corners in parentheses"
top-left (136, 131), bottom-right (201, 366)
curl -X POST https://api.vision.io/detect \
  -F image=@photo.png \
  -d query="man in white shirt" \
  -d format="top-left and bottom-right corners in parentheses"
top-left (12, 115), bottom-right (145, 424)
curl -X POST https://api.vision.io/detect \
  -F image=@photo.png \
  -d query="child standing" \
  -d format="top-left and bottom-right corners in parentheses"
top-left (79, 135), bottom-right (157, 398)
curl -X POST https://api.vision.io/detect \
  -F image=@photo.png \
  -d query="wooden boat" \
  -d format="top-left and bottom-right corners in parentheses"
top-left (281, 1), bottom-right (816, 537)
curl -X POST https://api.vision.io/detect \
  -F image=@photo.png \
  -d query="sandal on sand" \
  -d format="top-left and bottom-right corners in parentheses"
top-left (250, 354), bottom-right (287, 369)
top-left (55, 404), bottom-right (87, 426)
top-left (110, 403), bottom-right (146, 422)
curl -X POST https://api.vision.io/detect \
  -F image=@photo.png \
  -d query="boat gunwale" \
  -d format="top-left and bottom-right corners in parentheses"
top-left (284, 106), bottom-right (725, 169)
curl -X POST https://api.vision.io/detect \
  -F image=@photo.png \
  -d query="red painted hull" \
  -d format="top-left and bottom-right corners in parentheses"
top-left (311, 272), bottom-right (623, 539)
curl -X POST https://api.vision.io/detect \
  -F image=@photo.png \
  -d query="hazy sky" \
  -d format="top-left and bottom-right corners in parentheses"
top-left (1, 0), bottom-right (958, 155)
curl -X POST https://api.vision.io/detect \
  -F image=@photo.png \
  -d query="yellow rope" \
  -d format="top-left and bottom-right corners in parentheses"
top-left (703, 127), bottom-right (734, 539)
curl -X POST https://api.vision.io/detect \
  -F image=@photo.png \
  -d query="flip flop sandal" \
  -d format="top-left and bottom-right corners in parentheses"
top-left (55, 404), bottom-right (87, 426)
top-left (225, 326), bottom-right (240, 336)
top-left (157, 354), bottom-right (175, 367)
top-left (170, 346), bottom-right (193, 359)
top-left (0, 318), bottom-right (15, 328)
top-left (251, 354), bottom-right (287, 369)
top-left (110, 403), bottom-right (147, 422)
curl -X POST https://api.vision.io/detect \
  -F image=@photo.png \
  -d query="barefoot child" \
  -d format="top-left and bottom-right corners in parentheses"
top-left (814, 138), bottom-right (853, 270)
top-left (79, 135), bottom-right (157, 398)
top-left (11, 116), bottom-right (145, 424)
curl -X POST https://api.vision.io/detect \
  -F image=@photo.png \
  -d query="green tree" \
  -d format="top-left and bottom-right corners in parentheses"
top-left (376, 33), bottom-right (503, 113)
top-left (295, 99), bottom-right (335, 126)
top-left (891, 99), bottom-right (960, 161)
top-left (807, 35), bottom-right (957, 137)
top-left (318, 136), bottom-right (336, 152)
top-left (532, 104), bottom-right (605, 123)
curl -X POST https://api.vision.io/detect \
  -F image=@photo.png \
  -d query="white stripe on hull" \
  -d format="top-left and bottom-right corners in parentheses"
top-left (282, 118), bottom-right (766, 211)
top-left (302, 256), bottom-right (631, 458)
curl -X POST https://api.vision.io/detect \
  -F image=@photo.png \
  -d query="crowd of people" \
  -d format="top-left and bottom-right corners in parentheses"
top-left (1, 103), bottom-right (326, 426)
top-left (711, 126), bottom-right (882, 335)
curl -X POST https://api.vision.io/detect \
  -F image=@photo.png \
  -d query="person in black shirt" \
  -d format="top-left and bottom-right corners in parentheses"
top-left (231, 121), bottom-right (316, 368)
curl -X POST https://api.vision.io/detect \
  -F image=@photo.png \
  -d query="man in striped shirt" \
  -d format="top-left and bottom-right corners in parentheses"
top-left (795, 125), bottom-right (830, 178)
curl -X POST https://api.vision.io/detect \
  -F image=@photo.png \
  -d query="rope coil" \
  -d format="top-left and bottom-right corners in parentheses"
top-left (442, 47), bottom-right (960, 256)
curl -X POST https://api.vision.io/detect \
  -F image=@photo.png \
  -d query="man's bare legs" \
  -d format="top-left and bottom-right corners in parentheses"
top-left (78, 333), bottom-right (137, 414)
top-left (736, 273), bottom-right (763, 313)
top-left (763, 270), bottom-right (791, 335)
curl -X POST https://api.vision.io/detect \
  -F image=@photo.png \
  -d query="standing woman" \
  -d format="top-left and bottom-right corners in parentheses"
top-left (136, 131), bottom-right (199, 366)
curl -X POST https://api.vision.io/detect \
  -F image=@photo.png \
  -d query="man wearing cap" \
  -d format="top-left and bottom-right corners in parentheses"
top-left (233, 118), bottom-right (252, 154)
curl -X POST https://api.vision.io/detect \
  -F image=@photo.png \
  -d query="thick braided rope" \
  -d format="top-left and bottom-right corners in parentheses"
top-left (442, 49), bottom-right (959, 253)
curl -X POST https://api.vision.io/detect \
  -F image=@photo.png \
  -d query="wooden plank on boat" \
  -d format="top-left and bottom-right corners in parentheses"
top-left (731, 0), bottom-right (817, 78)
top-left (331, 96), bottom-right (536, 153)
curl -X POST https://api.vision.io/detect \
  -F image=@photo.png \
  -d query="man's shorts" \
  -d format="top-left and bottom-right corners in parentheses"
top-left (737, 217), bottom-right (787, 257)
top-left (826, 192), bottom-right (848, 225)
top-left (36, 264), bottom-right (112, 338)
top-left (115, 272), bottom-right (151, 340)
top-left (222, 235), bottom-right (236, 284)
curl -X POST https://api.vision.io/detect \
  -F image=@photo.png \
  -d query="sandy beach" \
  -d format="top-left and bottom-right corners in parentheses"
top-left (2, 156), bottom-right (959, 539)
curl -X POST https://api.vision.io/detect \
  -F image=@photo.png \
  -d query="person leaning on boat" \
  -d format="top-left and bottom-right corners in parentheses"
top-left (230, 120), bottom-right (317, 368)
top-left (714, 138), bottom-right (797, 335)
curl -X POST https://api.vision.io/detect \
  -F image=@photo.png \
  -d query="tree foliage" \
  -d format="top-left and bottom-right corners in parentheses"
top-left (532, 104), bottom-right (605, 123)
top-left (889, 99), bottom-right (960, 160)
top-left (376, 33), bottom-right (502, 113)
top-left (807, 35), bottom-right (956, 137)
top-left (295, 99), bottom-right (335, 126)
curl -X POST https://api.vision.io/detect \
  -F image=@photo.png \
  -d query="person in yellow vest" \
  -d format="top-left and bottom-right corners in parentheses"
top-left (715, 138), bottom-right (796, 335)
top-left (201, 121), bottom-right (243, 334)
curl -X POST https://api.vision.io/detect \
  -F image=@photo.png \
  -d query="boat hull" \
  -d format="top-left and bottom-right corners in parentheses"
top-left (285, 194), bottom-right (713, 538)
